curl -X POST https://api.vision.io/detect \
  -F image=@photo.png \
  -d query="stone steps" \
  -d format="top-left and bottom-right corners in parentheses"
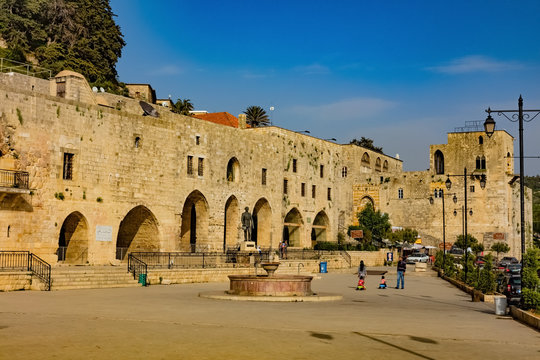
top-left (51, 266), bottom-right (142, 290)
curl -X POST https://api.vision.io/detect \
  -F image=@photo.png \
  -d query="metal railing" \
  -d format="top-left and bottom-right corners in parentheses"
top-left (127, 253), bottom-right (147, 281)
top-left (0, 251), bottom-right (51, 290)
top-left (0, 169), bottom-right (29, 189)
top-left (0, 57), bottom-right (52, 78)
top-left (340, 250), bottom-right (352, 267)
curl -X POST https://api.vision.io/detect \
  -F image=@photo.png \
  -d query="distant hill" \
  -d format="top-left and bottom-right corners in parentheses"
top-left (0, 0), bottom-right (124, 91)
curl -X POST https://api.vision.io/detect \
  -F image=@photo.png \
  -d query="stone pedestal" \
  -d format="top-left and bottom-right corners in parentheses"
top-left (240, 241), bottom-right (256, 251)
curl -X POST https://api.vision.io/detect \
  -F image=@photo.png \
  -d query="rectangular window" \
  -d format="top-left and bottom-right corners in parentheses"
top-left (320, 165), bottom-right (324, 178)
top-left (470, 185), bottom-right (475, 193)
top-left (292, 159), bottom-right (297, 173)
top-left (312, 185), bottom-right (316, 198)
top-left (63, 153), bottom-right (74, 180)
top-left (198, 158), bottom-right (204, 176)
top-left (301, 183), bottom-right (306, 197)
top-left (283, 179), bottom-right (288, 194)
top-left (398, 188), bottom-right (403, 199)
top-left (196, 136), bottom-right (200, 145)
top-left (327, 188), bottom-right (332, 201)
top-left (187, 156), bottom-right (193, 175)
top-left (262, 168), bottom-right (267, 185)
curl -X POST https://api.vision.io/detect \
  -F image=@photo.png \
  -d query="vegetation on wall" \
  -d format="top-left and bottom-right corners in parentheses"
top-left (349, 137), bottom-right (383, 154)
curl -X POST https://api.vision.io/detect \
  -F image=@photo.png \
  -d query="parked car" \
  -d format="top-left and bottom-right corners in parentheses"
top-left (474, 256), bottom-right (486, 267)
top-left (449, 247), bottom-right (464, 257)
top-left (498, 256), bottom-right (519, 268)
top-left (499, 275), bottom-right (521, 305)
top-left (504, 263), bottom-right (521, 275)
top-left (406, 253), bottom-right (429, 264)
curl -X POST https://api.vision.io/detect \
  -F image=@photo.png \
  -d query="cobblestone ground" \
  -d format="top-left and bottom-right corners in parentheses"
top-left (0, 270), bottom-right (539, 360)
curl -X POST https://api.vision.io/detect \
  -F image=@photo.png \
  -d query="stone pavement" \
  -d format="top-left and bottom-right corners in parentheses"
top-left (0, 269), bottom-right (539, 360)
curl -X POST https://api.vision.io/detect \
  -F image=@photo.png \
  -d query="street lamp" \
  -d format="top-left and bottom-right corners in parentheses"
top-left (445, 169), bottom-right (487, 283)
top-left (429, 190), bottom-right (458, 268)
top-left (484, 96), bottom-right (540, 265)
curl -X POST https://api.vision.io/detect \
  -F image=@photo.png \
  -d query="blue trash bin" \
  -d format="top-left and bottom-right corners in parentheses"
top-left (319, 261), bottom-right (327, 273)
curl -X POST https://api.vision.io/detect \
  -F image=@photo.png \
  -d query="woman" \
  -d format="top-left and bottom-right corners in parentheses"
top-left (358, 260), bottom-right (367, 279)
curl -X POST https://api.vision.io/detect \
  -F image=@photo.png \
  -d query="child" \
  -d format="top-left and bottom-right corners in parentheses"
top-left (378, 275), bottom-right (387, 289)
top-left (357, 276), bottom-right (366, 290)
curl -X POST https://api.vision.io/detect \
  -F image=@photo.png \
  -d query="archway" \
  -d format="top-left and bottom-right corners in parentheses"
top-left (359, 196), bottom-right (375, 212)
top-left (283, 208), bottom-right (303, 247)
top-left (116, 205), bottom-right (160, 260)
top-left (226, 157), bottom-right (240, 182)
top-left (180, 190), bottom-right (209, 252)
top-left (58, 211), bottom-right (89, 264)
top-left (312, 211), bottom-right (330, 247)
top-left (434, 150), bottom-right (444, 174)
top-left (224, 196), bottom-right (239, 250)
top-left (253, 198), bottom-right (272, 247)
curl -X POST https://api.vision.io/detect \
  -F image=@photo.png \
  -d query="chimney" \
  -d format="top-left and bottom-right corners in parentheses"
top-left (238, 114), bottom-right (247, 129)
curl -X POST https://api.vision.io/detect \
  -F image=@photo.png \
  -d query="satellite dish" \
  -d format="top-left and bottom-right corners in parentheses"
top-left (139, 101), bottom-right (159, 118)
top-left (92, 86), bottom-right (98, 92)
top-left (100, 87), bottom-right (105, 93)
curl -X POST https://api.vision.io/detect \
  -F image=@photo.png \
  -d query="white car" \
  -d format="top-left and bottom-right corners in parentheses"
top-left (406, 253), bottom-right (429, 264)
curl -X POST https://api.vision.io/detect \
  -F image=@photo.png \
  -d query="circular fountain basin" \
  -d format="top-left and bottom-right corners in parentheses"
top-left (228, 274), bottom-right (313, 296)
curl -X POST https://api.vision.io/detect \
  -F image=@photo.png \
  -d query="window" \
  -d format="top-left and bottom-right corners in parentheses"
top-left (134, 137), bottom-right (141, 148)
top-left (398, 188), bottom-right (403, 199)
top-left (434, 189), bottom-right (443, 198)
top-left (380, 176), bottom-right (384, 184)
top-left (327, 188), bottom-right (332, 201)
top-left (262, 168), bottom-right (267, 185)
top-left (292, 159), bottom-right (297, 173)
top-left (312, 185), bottom-right (316, 198)
top-left (361, 152), bottom-right (370, 167)
top-left (63, 153), bottom-right (74, 180)
top-left (320, 165), bottom-right (324, 178)
top-left (479, 136), bottom-right (483, 145)
top-left (434, 150), bottom-right (444, 174)
top-left (56, 78), bottom-right (66, 98)
top-left (301, 183), bottom-right (306, 197)
top-left (283, 179), bottom-right (288, 194)
top-left (383, 160), bottom-right (388, 172)
top-left (476, 156), bottom-right (481, 170)
top-left (375, 158), bottom-right (381, 172)
top-left (187, 156), bottom-right (193, 175)
top-left (439, 189), bottom-right (443, 198)
top-left (227, 158), bottom-right (239, 182)
top-left (196, 136), bottom-right (200, 145)
top-left (481, 156), bottom-right (486, 170)
top-left (197, 157), bottom-right (204, 176)
top-left (434, 189), bottom-right (439, 198)
top-left (341, 166), bottom-right (348, 178)
top-left (470, 185), bottom-right (475, 193)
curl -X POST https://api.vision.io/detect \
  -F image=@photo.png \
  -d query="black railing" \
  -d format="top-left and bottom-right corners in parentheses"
top-left (340, 250), bottom-right (352, 267)
top-left (0, 169), bottom-right (29, 189)
top-left (127, 253), bottom-right (147, 282)
top-left (0, 251), bottom-right (51, 290)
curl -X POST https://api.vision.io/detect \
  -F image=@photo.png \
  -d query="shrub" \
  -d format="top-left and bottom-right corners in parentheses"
top-left (314, 242), bottom-right (339, 251)
top-left (521, 288), bottom-right (540, 311)
top-left (477, 255), bottom-right (496, 294)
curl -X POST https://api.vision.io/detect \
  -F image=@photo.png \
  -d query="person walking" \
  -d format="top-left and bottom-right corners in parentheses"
top-left (357, 260), bottom-right (367, 287)
top-left (396, 257), bottom-right (406, 289)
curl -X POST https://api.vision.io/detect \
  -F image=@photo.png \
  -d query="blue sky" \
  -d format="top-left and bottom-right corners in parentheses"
top-left (110, 0), bottom-right (540, 175)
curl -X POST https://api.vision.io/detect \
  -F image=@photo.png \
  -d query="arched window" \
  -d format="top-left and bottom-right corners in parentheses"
top-left (434, 150), bottom-right (444, 174)
top-left (439, 189), bottom-right (443, 198)
top-left (476, 156), bottom-right (481, 170)
top-left (481, 156), bottom-right (486, 170)
top-left (383, 160), bottom-right (388, 171)
top-left (227, 157), bottom-right (240, 182)
top-left (361, 152), bottom-right (370, 167)
top-left (134, 137), bottom-right (141, 148)
top-left (479, 136), bottom-right (483, 145)
top-left (375, 158), bottom-right (381, 172)
top-left (434, 189), bottom-right (439, 198)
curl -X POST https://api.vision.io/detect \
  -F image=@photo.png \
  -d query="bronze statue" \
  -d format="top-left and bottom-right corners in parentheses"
top-left (241, 207), bottom-right (253, 241)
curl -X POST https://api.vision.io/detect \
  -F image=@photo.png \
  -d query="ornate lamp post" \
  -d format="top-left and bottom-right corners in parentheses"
top-left (484, 96), bottom-right (540, 264)
top-left (445, 170), bottom-right (486, 282)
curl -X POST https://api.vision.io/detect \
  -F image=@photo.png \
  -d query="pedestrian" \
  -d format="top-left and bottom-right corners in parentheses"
top-left (282, 241), bottom-right (288, 259)
top-left (396, 256), bottom-right (406, 289)
top-left (279, 241), bottom-right (284, 259)
top-left (378, 275), bottom-right (387, 289)
top-left (357, 276), bottom-right (366, 290)
top-left (357, 260), bottom-right (367, 285)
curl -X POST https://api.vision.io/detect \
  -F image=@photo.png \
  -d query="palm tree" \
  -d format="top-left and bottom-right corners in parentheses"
top-left (243, 106), bottom-right (270, 127)
top-left (172, 98), bottom-right (194, 115)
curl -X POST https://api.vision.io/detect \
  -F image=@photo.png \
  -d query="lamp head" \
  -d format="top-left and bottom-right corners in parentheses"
top-left (453, 194), bottom-right (458, 204)
top-left (484, 111), bottom-right (496, 138)
top-left (445, 177), bottom-right (452, 190)
top-left (429, 196), bottom-right (434, 205)
top-left (480, 175), bottom-right (486, 189)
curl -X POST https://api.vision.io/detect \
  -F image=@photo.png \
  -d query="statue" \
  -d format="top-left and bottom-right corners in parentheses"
top-left (241, 207), bottom-right (253, 242)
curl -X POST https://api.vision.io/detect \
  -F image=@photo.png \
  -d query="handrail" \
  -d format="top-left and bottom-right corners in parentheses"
top-left (29, 253), bottom-right (51, 291)
top-left (0, 251), bottom-right (51, 290)
top-left (340, 250), bottom-right (352, 268)
top-left (127, 254), bottom-right (147, 283)
top-left (0, 169), bottom-right (29, 189)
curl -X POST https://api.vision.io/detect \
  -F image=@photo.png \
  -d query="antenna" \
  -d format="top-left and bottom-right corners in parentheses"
top-left (139, 101), bottom-right (159, 118)
top-left (92, 86), bottom-right (98, 93)
top-left (99, 87), bottom-right (105, 93)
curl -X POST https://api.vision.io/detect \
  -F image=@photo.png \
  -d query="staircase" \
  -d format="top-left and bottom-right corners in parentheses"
top-left (51, 266), bottom-right (142, 290)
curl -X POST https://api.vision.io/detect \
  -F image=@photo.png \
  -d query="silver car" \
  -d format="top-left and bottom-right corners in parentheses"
top-left (406, 253), bottom-right (429, 264)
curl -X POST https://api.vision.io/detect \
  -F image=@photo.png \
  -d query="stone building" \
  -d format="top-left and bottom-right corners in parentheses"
top-left (0, 70), bottom-right (531, 265)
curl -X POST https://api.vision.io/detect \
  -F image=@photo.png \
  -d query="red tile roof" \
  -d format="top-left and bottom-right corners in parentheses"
top-left (192, 112), bottom-right (239, 128)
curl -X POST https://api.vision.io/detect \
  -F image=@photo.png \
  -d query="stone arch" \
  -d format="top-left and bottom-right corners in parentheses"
top-left (383, 160), bottom-right (388, 171)
top-left (434, 150), bottom-right (444, 174)
top-left (283, 208), bottom-right (303, 247)
top-left (58, 211), bottom-right (89, 264)
top-left (359, 196), bottom-right (374, 211)
top-left (226, 157), bottom-right (240, 182)
top-left (116, 205), bottom-right (160, 260)
top-left (375, 157), bottom-right (382, 171)
top-left (253, 198), bottom-right (272, 247)
top-left (223, 196), bottom-right (239, 250)
top-left (180, 190), bottom-right (209, 252)
top-left (361, 152), bottom-right (370, 167)
top-left (312, 210), bottom-right (330, 246)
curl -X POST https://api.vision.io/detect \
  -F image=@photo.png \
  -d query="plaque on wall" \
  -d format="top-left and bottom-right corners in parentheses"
top-left (96, 225), bottom-right (113, 242)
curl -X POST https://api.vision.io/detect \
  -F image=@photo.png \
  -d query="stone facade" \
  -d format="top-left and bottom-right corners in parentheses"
top-left (0, 71), bottom-right (531, 265)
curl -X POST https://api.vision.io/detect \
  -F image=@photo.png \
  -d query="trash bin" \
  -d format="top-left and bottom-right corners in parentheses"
top-left (494, 296), bottom-right (507, 315)
top-left (319, 261), bottom-right (327, 273)
top-left (138, 273), bottom-right (147, 286)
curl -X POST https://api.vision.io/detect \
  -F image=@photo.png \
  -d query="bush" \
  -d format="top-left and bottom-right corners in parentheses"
top-left (521, 288), bottom-right (540, 311)
top-left (314, 242), bottom-right (339, 251)
top-left (477, 255), bottom-right (496, 294)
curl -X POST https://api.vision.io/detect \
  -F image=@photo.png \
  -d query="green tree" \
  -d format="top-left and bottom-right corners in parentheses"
top-left (522, 248), bottom-right (540, 291)
top-left (349, 137), bottom-right (383, 153)
top-left (172, 98), bottom-right (194, 115)
top-left (471, 243), bottom-right (484, 256)
top-left (387, 228), bottom-right (418, 244)
top-left (490, 242), bottom-right (510, 261)
top-left (477, 254), bottom-right (496, 294)
top-left (243, 106), bottom-right (270, 127)
top-left (454, 234), bottom-right (478, 250)
top-left (356, 203), bottom-right (391, 242)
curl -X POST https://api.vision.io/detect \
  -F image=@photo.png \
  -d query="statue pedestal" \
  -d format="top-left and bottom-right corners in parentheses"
top-left (240, 241), bottom-right (256, 251)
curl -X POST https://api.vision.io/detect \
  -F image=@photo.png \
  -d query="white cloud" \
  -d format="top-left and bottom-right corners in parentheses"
top-left (427, 55), bottom-right (523, 74)
top-left (290, 97), bottom-right (397, 121)
top-left (293, 63), bottom-right (330, 75)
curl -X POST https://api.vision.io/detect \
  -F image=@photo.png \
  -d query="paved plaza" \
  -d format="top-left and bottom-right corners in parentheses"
top-left (0, 270), bottom-right (539, 360)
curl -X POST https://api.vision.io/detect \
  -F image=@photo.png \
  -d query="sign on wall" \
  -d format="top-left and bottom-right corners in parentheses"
top-left (96, 225), bottom-right (113, 242)
top-left (350, 230), bottom-right (364, 239)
